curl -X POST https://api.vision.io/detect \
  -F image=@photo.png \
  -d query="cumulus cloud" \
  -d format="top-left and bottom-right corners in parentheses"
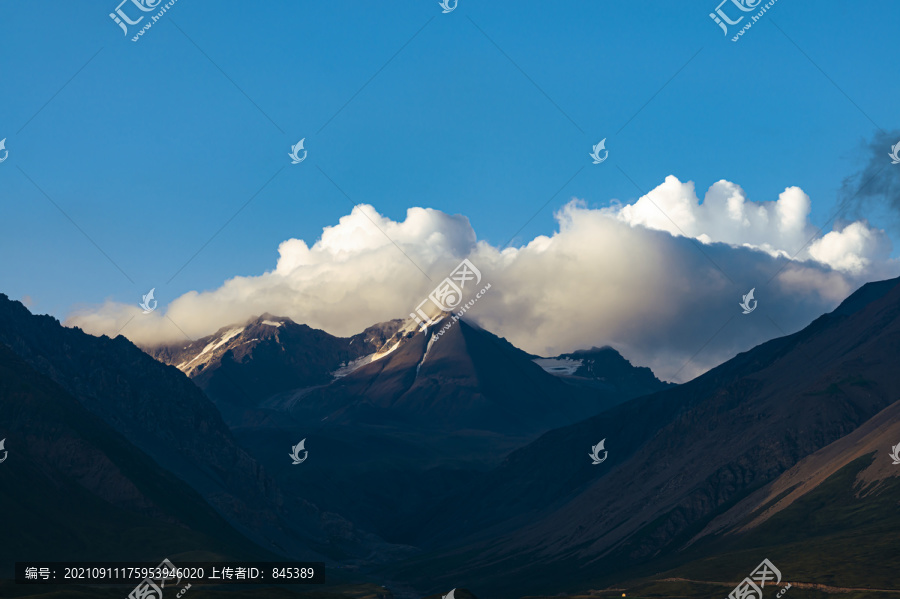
top-left (609, 176), bottom-right (892, 274)
top-left (66, 176), bottom-right (899, 382)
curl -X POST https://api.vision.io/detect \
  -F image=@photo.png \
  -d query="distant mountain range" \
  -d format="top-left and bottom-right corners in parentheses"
top-left (0, 296), bottom-right (409, 571)
top-left (2, 276), bottom-right (899, 598)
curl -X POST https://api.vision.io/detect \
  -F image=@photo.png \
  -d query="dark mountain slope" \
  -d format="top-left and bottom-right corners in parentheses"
top-left (0, 344), bottom-right (268, 568)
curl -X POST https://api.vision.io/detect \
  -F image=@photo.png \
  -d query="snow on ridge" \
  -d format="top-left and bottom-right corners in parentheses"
top-left (261, 320), bottom-right (282, 327)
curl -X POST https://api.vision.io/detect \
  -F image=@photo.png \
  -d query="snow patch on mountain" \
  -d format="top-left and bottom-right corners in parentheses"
top-left (332, 338), bottom-right (401, 378)
top-left (177, 327), bottom-right (244, 373)
top-left (332, 354), bottom-right (374, 379)
top-left (534, 357), bottom-right (582, 376)
top-left (399, 311), bottom-right (447, 336)
top-left (374, 340), bottom-right (401, 361)
top-left (416, 332), bottom-right (437, 378)
top-left (333, 332), bottom-right (409, 379)
top-left (209, 327), bottom-right (244, 352)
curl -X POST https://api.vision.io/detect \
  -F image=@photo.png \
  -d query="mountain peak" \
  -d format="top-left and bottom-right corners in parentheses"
top-left (252, 312), bottom-right (293, 326)
top-left (571, 345), bottom-right (618, 354)
top-left (534, 345), bottom-right (671, 396)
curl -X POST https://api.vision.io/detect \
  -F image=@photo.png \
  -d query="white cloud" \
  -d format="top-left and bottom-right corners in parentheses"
top-left (808, 221), bottom-right (891, 275)
top-left (66, 176), bottom-right (898, 382)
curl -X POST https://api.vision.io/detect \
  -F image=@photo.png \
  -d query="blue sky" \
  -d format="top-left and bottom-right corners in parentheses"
top-left (1, 0), bottom-right (898, 322)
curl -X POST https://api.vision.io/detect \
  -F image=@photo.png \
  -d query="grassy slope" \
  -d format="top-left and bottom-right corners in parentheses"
top-left (668, 454), bottom-right (900, 589)
top-left (575, 453), bottom-right (900, 598)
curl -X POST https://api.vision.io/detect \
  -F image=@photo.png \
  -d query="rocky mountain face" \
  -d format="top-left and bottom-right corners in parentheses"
top-left (386, 276), bottom-right (900, 596)
top-left (0, 294), bottom-right (406, 564)
top-left (150, 312), bottom-right (668, 436)
top-left (279, 318), bottom-right (611, 435)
